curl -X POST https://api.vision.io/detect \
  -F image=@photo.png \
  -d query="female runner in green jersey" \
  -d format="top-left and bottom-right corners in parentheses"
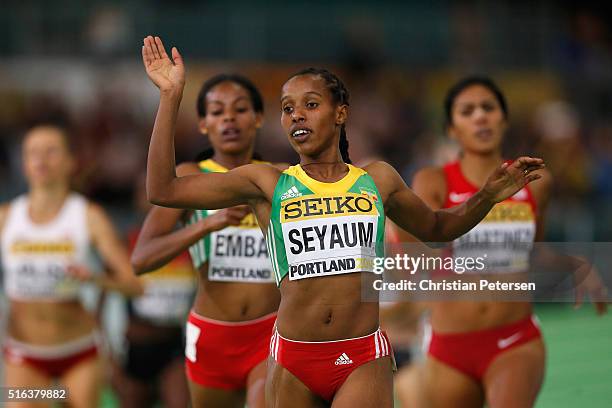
top-left (141, 35), bottom-right (544, 408)
top-left (131, 73), bottom-right (281, 408)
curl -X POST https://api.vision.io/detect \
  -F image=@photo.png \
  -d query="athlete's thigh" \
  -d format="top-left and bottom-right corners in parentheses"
top-left (246, 358), bottom-right (268, 408)
top-left (483, 339), bottom-right (545, 408)
top-left (331, 357), bottom-right (393, 408)
top-left (395, 361), bottom-right (426, 408)
top-left (113, 373), bottom-right (153, 408)
top-left (111, 361), bottom-right (154, 408)
top-left (60, 355), bottom-right (103, 408)
top-left (4, 360), bottom-right (53, 408)
top-left (188, 378), bottom-right (245, 408)
top-left (265, 356), bottom-right (327, 408)
top-left (422, 356), bottom-right (483, 408)
top-left (158, 357), bottom-right (190, 408)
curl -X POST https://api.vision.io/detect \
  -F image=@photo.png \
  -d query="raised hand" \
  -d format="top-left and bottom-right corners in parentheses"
top-left (142, 35), bottom-right (185, 94)
top-left (482, 157), bottom-right (545, 203)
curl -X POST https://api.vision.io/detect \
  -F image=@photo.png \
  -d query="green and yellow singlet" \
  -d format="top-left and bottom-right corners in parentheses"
top-left (187, 159), bottom-right (274, 283)
top-left (267, 164), bottom-right (385, 286)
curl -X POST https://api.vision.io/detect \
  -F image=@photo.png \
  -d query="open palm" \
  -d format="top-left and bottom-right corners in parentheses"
top-left (142, 36), bottom-right (185, 93)
top-left (483, 157), bottom-right (545, 203)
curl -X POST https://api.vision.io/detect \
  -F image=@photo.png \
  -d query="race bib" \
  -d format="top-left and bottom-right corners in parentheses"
top-left (8, 261), bottom-right (80, 299)
top-left (453, 201), bottom-right (536, 274)
top-left (133, 261), bottom-right (195, 324)
top-left (132, 278), bottom-right (194, 324)
top-left (208, 218), bottom-right (274, 283)
top-left (280, 193), bottom-right (379, 281)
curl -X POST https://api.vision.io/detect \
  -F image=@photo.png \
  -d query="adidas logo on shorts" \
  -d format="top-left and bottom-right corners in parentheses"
top-left (334, 353), bottom-right (353, 365)
top-left (281, 186), bottom-right (302, 200)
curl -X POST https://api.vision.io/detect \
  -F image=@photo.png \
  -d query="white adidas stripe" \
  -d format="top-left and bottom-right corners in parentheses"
top-left (275, 333), bottom-right (279, 360)
top-left (375, 331), bottom-right (388, 357)
top-left (270, 332), bottom-right (276, 357)
top-left (381, 332), bottom-right (388, 356)
top-left (383, 332), bottom-right (389, 356)
top-left (374, 331), bottom-right (380, 358)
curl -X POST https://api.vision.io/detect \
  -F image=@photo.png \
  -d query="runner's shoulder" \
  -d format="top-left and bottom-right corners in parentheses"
top-left (176, 161), bottom-right (201, 177)
top-left (411, 166), bottom-right (447, 205)
top-left (235, 162), bottom-right (284, 178)
top-left (362, 161), bottom-right (406, 193)
top-left (362, 160), bottom-right (399, 179)
top-left (0, 202), bottom-right (10, 232)
top-left (413, 166), bottom-right (445, 185)
top-left (85, 199), bottom-right (112, 225)
top-left (268, 162), bottom-right (291, 171)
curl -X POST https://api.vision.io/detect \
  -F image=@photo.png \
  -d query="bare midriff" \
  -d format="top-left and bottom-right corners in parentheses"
top-left (276, 272), bottom-right (379, 341)
top-left (8, 300), bottom-right (96, 345)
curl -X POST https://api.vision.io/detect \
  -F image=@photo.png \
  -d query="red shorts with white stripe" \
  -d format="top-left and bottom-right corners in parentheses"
top-left (185, 310), bottom-right (276, 390)
top-left (428, 314), bottom-right (543, 381)
top-left (270, 328), bottom-right (394, 402)
top-left (3, 333), bottom-right (99, 378)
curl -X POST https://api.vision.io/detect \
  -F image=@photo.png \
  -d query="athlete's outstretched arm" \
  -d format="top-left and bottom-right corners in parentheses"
top-left (85, 203), bottom-right (144, 296)
top-left (131, 162), bottom-right (248, 273)
top-left (132, 204), bottom-right (249, 274)
top-left (142, 35), bottom-right (263, 209)
top-left (371, 159), bottom-right (544, 242)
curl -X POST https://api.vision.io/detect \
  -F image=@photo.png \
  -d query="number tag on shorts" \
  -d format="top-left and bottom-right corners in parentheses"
top-left (185, 322), bottom-right (201, 363)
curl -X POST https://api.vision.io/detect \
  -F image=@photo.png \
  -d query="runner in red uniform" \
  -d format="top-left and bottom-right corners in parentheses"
top-left (411, 76), bottom-right (603, 408)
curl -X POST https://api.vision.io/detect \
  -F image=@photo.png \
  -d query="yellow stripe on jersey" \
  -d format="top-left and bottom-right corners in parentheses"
top-left (199, 158), bottom-right (269, 173)
top-left (199, 159), bottom-right (229, 173)
top-left (284, 164), bottom-right (366, 195)
top-left (11, 241), bottom-right (75, 254)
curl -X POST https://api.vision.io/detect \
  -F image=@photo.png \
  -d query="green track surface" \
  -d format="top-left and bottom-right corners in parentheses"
top-left (535, 303), bottom-right (612, 408)
top-left (98, 304), bottom-right (611, 407)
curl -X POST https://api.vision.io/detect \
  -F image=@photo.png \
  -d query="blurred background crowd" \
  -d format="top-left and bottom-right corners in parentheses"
top-left (1, 1), bottom-right (611, 241)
